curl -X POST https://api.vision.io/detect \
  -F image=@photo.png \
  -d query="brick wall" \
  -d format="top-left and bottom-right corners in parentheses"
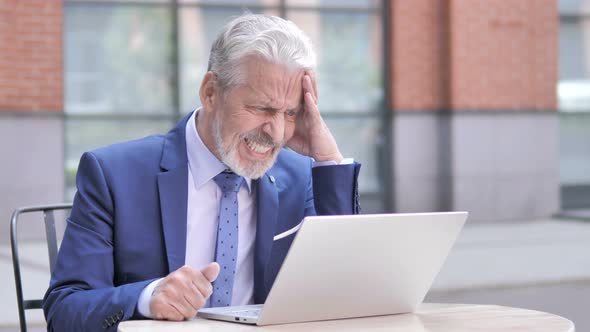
top-left (389, 0), bottom-right (557, 111)
top-left (0, 0), bottom-right (63, 112)
top-left (391, 0), bottom-right (449, 110)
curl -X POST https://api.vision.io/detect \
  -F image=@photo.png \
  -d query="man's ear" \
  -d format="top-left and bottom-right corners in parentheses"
top-left (199, 71), bottom-right (219, 111)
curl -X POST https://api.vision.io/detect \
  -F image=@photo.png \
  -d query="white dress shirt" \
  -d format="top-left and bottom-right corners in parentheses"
top-left (137, 110), bottom-right (256, 317)
top-left (184, 110), bottom-right (257, 307)
top-left (137, 110), bottom-right (353, 317)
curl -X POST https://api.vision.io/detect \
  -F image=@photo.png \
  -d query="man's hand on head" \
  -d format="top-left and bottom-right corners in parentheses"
top-left (149, 263), bottom-right (220, 321)
top-left (287, 70), bottom-right (343, 163)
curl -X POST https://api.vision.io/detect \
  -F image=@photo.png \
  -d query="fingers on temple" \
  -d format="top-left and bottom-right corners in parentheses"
top-left (304, 92), bottom-right (320, 117)
top-left (303, 72), bottom-right (318, 103)
top-left (309, 70), bottom-right (318, 98)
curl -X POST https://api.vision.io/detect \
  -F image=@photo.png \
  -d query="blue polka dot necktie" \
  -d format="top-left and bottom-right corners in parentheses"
top-left (211, 171), bottom-right (244, 307)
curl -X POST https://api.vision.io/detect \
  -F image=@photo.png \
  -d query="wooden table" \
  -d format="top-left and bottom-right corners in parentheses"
top-left (118, 303), bottom-right (575, 332)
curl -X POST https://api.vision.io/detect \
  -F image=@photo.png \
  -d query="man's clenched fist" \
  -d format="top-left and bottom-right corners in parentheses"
top-left (149, 263), bottom-right (220, 320)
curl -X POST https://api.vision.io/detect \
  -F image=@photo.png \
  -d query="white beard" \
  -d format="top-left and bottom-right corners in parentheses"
top-left (213, 115), bottom-right (281, 179)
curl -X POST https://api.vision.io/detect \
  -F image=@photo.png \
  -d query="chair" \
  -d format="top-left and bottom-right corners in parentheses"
top-left (10, 204), bottom-right (72, 332)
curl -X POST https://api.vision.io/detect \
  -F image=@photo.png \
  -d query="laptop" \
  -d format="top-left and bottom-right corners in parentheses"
top-left (197, 211), bottom-right (468, 325)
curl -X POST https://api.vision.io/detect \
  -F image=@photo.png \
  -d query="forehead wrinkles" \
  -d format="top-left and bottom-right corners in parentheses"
top-left (246, 60), bottom-right (302, 109)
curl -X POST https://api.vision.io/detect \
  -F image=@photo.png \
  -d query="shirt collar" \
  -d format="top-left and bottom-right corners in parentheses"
top-left (185, 109), bottom-right (252, 193)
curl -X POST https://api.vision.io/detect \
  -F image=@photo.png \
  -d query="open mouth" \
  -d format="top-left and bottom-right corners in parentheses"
top-left (244, 137), bottom-right (273, 156)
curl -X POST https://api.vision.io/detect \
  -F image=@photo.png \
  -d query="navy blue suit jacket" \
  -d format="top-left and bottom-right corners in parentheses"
top-left (43, 112), bottom-right (361, 331)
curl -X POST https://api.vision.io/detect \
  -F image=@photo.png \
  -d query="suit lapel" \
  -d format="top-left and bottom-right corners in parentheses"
top-left (254, 173), bottom-right (279, 301)
top-left (158, 168), bottom-right (188, 273)
top-left (158, 113), bottom-right (191, 273)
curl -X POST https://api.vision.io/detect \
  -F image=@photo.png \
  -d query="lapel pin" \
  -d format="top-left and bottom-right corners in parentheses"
top-left (269, 175), bottom-right (276, 183)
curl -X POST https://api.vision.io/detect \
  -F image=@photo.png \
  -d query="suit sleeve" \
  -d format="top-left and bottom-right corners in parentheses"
top-left (43, 152), bottom-right (154, 332)
top-left (309, 161), bottom-right (362, 215)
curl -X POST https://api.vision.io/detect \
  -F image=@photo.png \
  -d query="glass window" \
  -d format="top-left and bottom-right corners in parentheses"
top-left (558, 0), bottom-right (590, 209)
top-left (179, 0), bottom-right (279, 5)
top-left (64, 4), bottom-right (175, 114)
top-left (323, 117), bottom-right (381, 193)
top-left (286, 0), bottom-right (380, 8)
top-left (559, 0), bottom-right (590, 15)
top-left (558, 19), bottom-right (590, 112)
top-left (64, 0), bottom-right (387, 211)
top-left (288, 11), bottom-right (383, 113)
top-left (64, 3), bottom-right (178, 197)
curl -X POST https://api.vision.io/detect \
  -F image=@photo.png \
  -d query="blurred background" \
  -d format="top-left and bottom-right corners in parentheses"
top-left (1, 0), bottom-right (589, 331)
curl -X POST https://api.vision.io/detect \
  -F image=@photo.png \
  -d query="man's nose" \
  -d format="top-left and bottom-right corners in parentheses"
top-left (262, 113), bottom-right (285, 143)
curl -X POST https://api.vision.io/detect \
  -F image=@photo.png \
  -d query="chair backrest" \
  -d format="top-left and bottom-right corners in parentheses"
top-left (10, 204), bottom-right (72, 332)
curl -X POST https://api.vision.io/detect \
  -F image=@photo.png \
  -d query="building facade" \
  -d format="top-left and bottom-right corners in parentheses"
top-left (2, 0), bottom-right (583, 241)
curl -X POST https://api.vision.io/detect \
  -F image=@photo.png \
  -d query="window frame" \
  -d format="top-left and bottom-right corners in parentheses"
top-left (63, 0), bottom-right (392, 212)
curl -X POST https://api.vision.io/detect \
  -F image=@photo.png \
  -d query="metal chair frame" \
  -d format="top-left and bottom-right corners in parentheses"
top-left (10, 203), bottom-right (72, 332)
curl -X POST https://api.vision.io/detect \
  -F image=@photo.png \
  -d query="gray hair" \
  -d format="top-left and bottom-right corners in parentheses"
top-left (207, 14), bottom-right (317, 90)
